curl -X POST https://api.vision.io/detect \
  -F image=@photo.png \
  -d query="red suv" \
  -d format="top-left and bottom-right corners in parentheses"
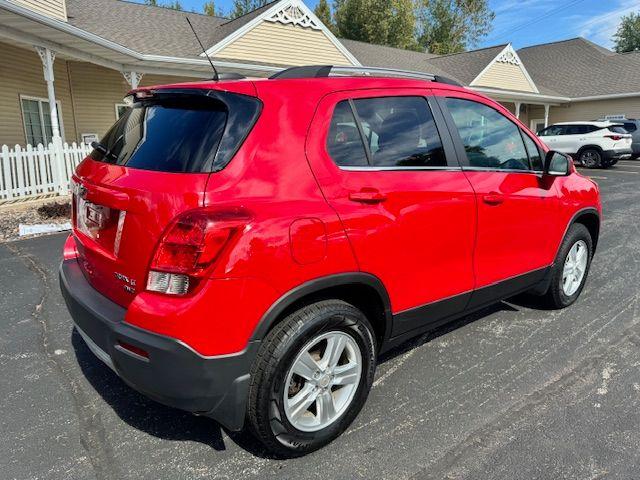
top-left (60, 66), bottom-right (601, 456)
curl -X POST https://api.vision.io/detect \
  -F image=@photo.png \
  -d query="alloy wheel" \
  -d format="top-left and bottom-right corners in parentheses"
top-left (562, 239), bottom-right (588, 296)
top-left (580, 150), bottom-right (600, 168)
top-left (283, 331), bottom-right (362, 432)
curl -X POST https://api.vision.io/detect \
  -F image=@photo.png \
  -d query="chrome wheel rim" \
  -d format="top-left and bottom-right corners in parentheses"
top-left (283, 331), bottom-right (362, 432)
top-left (562, 240), bottom-right (588, 296)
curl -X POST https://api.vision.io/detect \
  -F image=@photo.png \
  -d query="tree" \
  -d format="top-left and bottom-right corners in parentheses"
top-left (417, 0), bottom-right (494, 54)
top-left (203, 1), bottom-right (222, 16)
top-left (613, 12), bottom-right (640, 53)
top-left (144, 0), bottom-right (182, 9)
top-left (334, 0), bottom-right (418, 50)
top-left (230, 0), bottom-right (269, 18)
top-left (314, 0), bottom-right (335, 31)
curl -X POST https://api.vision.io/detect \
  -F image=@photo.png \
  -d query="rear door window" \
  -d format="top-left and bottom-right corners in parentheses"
top-left (352, 96), bottom-right (447, 167)
top-left (326, 101), bottom-right (368, 167)
top-left (326, 96), bottom-right (448, 168)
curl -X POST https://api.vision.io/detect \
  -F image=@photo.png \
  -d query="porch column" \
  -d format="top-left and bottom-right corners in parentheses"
top-left (35, 46), bottom-right (66, 194)
top-left (122, 71), bottom-right (144, 89)
top-left (544, 104), bottom-right (550, 128)
top-left (514, 102), bottom-right (521, 119)
top-left (34, 47), bottom-right (60, 139)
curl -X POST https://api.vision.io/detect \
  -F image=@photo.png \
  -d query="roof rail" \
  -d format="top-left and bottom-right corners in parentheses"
top-left (269, 65), bottom-right (462, 86)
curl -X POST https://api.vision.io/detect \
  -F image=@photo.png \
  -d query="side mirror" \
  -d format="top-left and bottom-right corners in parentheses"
top-left (544, 151), bottom-right (571, 176)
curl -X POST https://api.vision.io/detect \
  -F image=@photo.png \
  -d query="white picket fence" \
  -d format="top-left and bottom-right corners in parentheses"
top-left (0, 140), bottom-right (91, 203)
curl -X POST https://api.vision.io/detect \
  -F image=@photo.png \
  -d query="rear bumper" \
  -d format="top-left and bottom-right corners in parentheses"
top-left (59, 259), bottom-right (257, 431)
top-left (603, 148), bottom-right (632, 161)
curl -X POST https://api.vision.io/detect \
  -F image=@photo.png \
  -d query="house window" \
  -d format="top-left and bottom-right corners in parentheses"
top-left (20, 96), bottom-right (63, 146)
top-left (115, 103), bottom-right (130, 119)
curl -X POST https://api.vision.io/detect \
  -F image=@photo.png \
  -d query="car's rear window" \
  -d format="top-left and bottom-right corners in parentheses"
top-left (89, 91), bottom-right (262, 173)
top-left (90, 97), bottom-right (225, 173)
top-left (622, 122), bottom-right (637, 132)
top-left (609, 126), bottom-right (628, 134)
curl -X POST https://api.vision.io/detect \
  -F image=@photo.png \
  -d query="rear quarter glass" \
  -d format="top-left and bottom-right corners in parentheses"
top-left (90, 89), bottom-right (262, 173)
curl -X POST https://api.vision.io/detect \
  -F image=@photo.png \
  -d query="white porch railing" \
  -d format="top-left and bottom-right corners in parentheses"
top-left (0, 140), bottom-right (91, 203)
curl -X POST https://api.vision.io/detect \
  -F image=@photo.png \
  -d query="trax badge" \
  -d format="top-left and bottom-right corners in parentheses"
top-left (114, 272), bottom-right (136, 294)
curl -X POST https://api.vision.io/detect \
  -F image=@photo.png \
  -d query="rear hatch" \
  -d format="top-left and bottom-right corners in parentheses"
top-left (71, 86), bottom-right (261, 307)
top-left (607, 125), bottom-right (633, 150)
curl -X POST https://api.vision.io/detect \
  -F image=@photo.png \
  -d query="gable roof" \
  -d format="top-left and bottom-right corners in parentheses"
top-left (19, 0), bottom-right (640, 100)
top-left (518, 37), bottom-right (640, 98)
top-left (426, 44), bottom-right (507, 84)
top-left (340, 39), bottom-right (454, 79)
top-left (65, 0), bottom-right (226, 58)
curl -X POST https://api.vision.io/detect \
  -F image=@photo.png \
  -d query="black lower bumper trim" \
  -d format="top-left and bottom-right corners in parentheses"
top-left (59, 259), bottom-right (258, 431)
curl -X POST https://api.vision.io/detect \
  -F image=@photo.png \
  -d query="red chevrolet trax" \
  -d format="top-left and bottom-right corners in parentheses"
top-left (60, 66), bottom-right (601, 456)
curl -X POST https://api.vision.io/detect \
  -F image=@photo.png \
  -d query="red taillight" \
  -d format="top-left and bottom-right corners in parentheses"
top-left (148, 207), bottom-right (250, 294)
top-left (605, 135), bottom-right (623, 141)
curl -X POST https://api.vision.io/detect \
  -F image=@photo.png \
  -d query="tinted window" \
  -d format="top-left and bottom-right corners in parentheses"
top-left (622, 122), bottom-right (637, 132)
top-left (90, 96), bottom-right (226, 173)
top-left (538, 125), bottom-right (564, 136)
top-left (445, 98), bottom-right (530, 171)
top-left (609, 126), bottom-right (629, 134)
top-left (564, 124), bottom-right (593, 135)
top-left (522, 132), bottom-right (544, 171)
top-left (352, 96), bottom-right (447, 167)
top-left (326, 101), bottom-right (368, 167)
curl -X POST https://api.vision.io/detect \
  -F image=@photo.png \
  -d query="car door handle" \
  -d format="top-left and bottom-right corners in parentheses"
top-left (349, 189), bottom-right (387, 204)
top-left (483, 193), bottom-right (504, 206)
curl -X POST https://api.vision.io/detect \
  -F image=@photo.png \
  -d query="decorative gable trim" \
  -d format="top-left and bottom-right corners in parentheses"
top-left (470, 44), bottom-right (539, 93)
top-left (264, 3), bottom-right (322, 30)
top-left (495, 48), bottom-right (520, 65)
top-left (202, 0), bottom-right (361, 66)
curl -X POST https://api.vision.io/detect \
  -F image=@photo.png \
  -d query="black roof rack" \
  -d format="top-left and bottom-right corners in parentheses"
top-left (269, 65), bottom-right (462, 86)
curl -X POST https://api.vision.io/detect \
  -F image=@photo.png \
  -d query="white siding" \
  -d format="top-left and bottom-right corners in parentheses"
top-left (8, 0), bottom-right (67, 21)
top-left (216, 21), bottom-right (353, 66)
top-left (474, 62), bottom-right (536, 93)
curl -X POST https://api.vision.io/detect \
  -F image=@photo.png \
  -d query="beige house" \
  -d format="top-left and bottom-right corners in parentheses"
top-left (1, 0), bottom-right (640, 149)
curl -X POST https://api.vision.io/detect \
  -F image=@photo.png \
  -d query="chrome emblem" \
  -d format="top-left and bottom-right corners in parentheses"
top-left (114, 272), bottom-right (137, 294)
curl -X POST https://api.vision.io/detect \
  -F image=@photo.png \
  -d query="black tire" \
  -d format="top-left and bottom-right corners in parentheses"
top-left (579, 148), bottom-right (602, 168)
top-left (543, 223), bottom-right (593, 309)
top-left (246, 300), bottom-right (376, 457)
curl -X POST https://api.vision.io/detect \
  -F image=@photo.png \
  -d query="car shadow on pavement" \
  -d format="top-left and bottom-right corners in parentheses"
top-left (71, 328), bottom-right (270, 455)
top-left (70, 299), bottom-right (529, 458)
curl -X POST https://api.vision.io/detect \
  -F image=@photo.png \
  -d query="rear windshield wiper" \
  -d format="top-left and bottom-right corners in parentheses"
top-left (90, 141), bottom-right (108, 155)
top-left (91, 139), bottom-right (123, 162)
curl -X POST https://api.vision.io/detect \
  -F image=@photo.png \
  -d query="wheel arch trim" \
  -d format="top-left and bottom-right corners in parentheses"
top-left (250, 272), bottom-right (393, 345)
top-left (557, 207), bottom-right (601, 259)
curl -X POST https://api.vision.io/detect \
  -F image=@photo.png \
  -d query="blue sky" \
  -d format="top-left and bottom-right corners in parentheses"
top-left (141, 0), bottom-right (640, 50)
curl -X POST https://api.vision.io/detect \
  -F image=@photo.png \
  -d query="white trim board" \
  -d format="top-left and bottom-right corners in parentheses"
top-left (201, 0), bottom-right (361, 67)
top-left (470, 44), bottom-right (539, 94)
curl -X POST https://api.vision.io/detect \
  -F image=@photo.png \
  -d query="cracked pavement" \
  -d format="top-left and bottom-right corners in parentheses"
top-left (1, 162), bottom-right (640, 479)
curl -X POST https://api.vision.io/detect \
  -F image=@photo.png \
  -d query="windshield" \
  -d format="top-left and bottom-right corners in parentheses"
top-left (90, 96), bottom-right (227, 173)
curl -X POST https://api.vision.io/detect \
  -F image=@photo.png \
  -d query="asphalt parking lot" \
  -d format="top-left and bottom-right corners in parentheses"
top-left (2, 160), bottom-right (640, 480)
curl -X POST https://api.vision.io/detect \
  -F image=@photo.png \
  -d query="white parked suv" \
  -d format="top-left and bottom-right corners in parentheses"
top-left (537, 121), bottom-right (633, 168)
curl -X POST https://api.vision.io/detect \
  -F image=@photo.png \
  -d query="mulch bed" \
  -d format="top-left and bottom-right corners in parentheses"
top-left (0, 199), bottom-right (72, 243)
